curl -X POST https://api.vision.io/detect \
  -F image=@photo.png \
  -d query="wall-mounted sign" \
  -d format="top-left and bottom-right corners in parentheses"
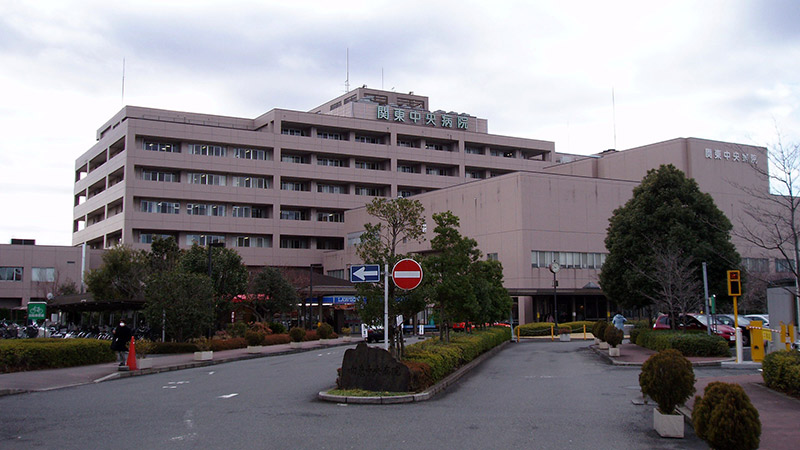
top-left (377, 105), bottom-right (470, 131)
top-left (705, 148), bottom-right (758, 165)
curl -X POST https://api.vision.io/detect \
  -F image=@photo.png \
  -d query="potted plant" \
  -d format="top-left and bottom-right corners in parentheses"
top-left (193, 337), bottom-right (213, 361)
top-left (639, 349), bottom-right (695, 438)
top-left (594, 321), bottom-right (609, 349)
top-left (289, 327), bottom-right (306, 348)
top-left (558, 327), bottom-right (572, 342)
top-left (341, 326), bottom-right (352, 342)
top-left (135, 338), bottom-right (154, 369)
top-left (604, 325), bottom-right (624, 356)
top-left (692, 382), bottom-right (761, 450)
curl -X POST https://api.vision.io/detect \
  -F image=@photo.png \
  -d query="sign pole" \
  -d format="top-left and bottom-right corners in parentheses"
top-left (384, 264), bottom-right (389, 351)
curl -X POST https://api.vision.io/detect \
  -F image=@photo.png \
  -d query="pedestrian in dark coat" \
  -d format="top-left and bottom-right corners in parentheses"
top-left (111, 321), bottom-right (132, 366)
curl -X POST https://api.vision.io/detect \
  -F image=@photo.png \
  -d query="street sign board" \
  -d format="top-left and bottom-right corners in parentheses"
top-left (350, 264), bottom-right (381, 283)
top-left (392, 258), bottom-right (423, 290)
top-left (27, 302), bottom-right (46, 321)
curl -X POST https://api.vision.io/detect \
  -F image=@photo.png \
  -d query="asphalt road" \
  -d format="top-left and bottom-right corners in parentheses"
top-left (0, 339), bottom-right (759, 449)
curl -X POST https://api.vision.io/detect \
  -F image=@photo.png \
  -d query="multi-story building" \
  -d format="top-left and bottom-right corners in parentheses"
top-left (72, 88), bottom-right (553, 272)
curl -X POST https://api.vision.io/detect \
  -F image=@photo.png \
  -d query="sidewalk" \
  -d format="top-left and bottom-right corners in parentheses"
top-left (591, 341), bottom-right (800, 450)
top-left (0, 337), bottom-right (357, 396)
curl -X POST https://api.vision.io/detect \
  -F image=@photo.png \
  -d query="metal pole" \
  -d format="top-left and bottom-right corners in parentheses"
top-left (309, 265), bottom-right (314, 328)
top-left (553, 271), bottom-right (558, 328)
top-left (384, 264), bottom-right (389, 351)
top-left (702, 262), bottom-right (711, 336)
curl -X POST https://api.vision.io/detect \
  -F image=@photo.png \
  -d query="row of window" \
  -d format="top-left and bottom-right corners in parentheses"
top-left (278, 210), bottom-right (344, 222)
top-left (0, 267), bottom-right (54, 282)
top-left (531, 251), bottom-right (608, 269)
top-left (139, 199), bottom-right (345, 222)
top-left (144, 141), bottom-right (270, 160)
top-left (181, 234), bottom-right (342, 250)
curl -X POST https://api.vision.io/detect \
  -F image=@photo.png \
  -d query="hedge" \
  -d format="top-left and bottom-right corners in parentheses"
top-left (404, 326), bottom-right (510, 385)
top-left (634, 329), bottom-right (729, 357)
top-left (516, 321), bottom-right (595, 337)
top-left (762, 350), bottom-right (800, 397)
top-left (0, 338), bottom-right (116, 373)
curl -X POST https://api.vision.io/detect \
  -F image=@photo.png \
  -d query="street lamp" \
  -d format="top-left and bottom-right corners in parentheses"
top-left (549, 261), bottom-right (560, 328)
top-left (309, 263), bottom-right (323, 328)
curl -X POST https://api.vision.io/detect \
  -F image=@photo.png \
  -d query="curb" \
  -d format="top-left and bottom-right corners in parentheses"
top-left (318, 340), bottom-right (512, 404)
top-left (589, 344), bottom-right (732, 367)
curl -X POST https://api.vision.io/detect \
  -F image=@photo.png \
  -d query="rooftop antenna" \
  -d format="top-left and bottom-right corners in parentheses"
top-left (612, 87), bottom-right (617, 149)
top-left (345, 48), bottom-right (350, 93)
top-left (381, 68), bottom-right (384, 90)
top-left (121, 58), bottom-right (125, 105)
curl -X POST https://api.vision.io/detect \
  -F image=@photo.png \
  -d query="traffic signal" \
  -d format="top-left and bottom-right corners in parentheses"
top-left (727, 270), bottom-right (741, 297)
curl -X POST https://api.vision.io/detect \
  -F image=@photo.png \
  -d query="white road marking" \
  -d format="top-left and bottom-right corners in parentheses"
top-left (208, 371), bottom-right (215, 375)
top-left (218, 393), bottom-right (239, 399)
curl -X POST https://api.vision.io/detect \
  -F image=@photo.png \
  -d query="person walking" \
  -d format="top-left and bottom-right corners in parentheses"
top-left (612, 312), bottom-right (627, 331)
top-left (111, 320), bottom-right (132, 366)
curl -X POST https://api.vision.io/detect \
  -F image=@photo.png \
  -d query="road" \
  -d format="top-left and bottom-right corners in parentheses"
top-left (0, 339), bottom-right (759, 449)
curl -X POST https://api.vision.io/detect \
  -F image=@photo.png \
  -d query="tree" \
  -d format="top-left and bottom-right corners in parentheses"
top-left (240, 267), bottom-right (298, 322)
top-left (470, 259), bottom-right (513, 326)
top-left (143, 270), bottom-right (215, 342)
top-left (600, 164), bottom-right (740, 311)
top-left (85, 245), bottom-right (149, 302)
top-left (354, 197), bottom-right (427, 357)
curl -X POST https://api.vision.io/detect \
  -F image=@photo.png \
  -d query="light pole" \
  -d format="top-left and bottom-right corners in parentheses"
top-left (309, 263), bottom-right (323, 328)
top-left (549, 261), bottom-right (560, 328)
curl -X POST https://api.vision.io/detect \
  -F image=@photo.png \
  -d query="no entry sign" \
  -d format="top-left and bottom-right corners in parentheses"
top-left (392, 258), bottom-right (423, 290)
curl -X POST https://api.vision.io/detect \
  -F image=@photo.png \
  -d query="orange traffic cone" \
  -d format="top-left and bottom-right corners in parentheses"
top-left (126, 336), bottom-right (137, 370)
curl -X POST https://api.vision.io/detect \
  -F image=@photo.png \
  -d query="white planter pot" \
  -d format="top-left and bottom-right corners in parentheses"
top-left (194, 351), bottom-right (213, 361)
top-left (608, 347), bottom-right (620, 357)
top-left (594, 338), bottom-right (600, 344)
top-left (137, 358), bottom-right (154, 369)
top-left (289, 341), bottom-right (303, 349)
top-left (246, 345), bottom-right (263, 354)
top-left (342, 336), bottom-right (351, 342)
top-left (599, 341), bottom-right (609, 349)
top-left (653, 408), bottom-right (684, 438)
top-left (559, 334), bottom-right (571, 342)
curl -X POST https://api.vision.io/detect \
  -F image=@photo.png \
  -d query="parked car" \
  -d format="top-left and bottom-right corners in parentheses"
top-left (653, 313), bottom-right (737, 344)
top-left (744, 314), bottom-right (769, 328)
top-left (713, 314), bottom-right (751, 347)
top-left (365, 326), bottom-right (385, 343)
top-left (452, 322), bottom-right (475, 332)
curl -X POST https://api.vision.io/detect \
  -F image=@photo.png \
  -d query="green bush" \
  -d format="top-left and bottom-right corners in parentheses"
top-left (692, 382), bottom-right (760, 450)
top-left (268, 322), bottom-right (286, 334)
top-left (289, 327), bottom-right (306, 342)
top-left (227, 322), bottom-right (247, 338)
top-left (209, 337), bottom-right (247, 351)
top-left (762, 350), bottom-right (800, 397)
top-left (0, 338), bottom-right (116, 373)
top-left (245, 330), bottom-right (267, 346)
top-left (150, 342), bottom-right (200, 354)
top-left (635, 329), bottom-right (729, 357)
top-left (604, 325), bottom-right (624, 347)
top-left (639, 349), bottom-right (695, 414)
top-left (629, 327), bottom-right (642, 344)
top-left (317, 323), bottom-right (334, 339)
top-left (592, 321), bottom-right (609, 342)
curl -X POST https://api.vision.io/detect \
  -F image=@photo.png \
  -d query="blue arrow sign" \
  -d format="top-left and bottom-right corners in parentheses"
top-left (350, 264), bottom-right (381, 283)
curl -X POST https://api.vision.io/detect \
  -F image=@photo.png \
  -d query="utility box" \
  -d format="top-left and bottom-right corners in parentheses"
top-left (766, 285), bottom-right (798, 353)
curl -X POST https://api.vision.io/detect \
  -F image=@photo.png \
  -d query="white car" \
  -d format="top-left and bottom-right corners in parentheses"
top-left (744, 314), bottom-right (769, 328)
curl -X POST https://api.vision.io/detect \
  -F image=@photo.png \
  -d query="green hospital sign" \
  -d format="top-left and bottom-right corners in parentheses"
top-left (27, 302), bottom-right (46, 320)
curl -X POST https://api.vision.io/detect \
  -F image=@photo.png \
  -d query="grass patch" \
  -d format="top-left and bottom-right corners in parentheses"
top-left (327, 389), bottom-right (411, 397)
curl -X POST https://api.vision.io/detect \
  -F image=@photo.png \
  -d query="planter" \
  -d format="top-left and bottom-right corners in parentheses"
top-left (598, 341), bottom-right (609, 349)
top-left (653, 408), bottom-right (684, 438)
top-left (559, 334), bottom-right (571, 342)
top-left (594, 338), bottom-right (600, 344)
top-left (137, 358), bottom-right (154, 369)
top-left (193, 351), bottom-right (213, 361)
top-left (246, 345), bottom-right (264, 354)
top-left (289, 341), bottom-right (303, 349)
top-left (608, 347), bottom-right (620, 357)
top-left (342, 336), bottom-right (351, 343)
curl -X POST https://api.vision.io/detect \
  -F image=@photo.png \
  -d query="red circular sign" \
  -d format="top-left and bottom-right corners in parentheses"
top-left (392, 258), bottom-right (423, 290)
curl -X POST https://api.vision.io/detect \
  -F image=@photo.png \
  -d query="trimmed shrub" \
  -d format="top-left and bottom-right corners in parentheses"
top-left (227, 322), bottom-right (247, 338)
top-left (692, 382), bottom-right (760, 450)
top-left (150, 342), bottom-right (200, 354)
top-left (592, 321), bottom-right (609, 342)
top-left (558, 327), bottom-right (571, 335)
top-left (635, 329), bottom-right (729, 357)
top-left (516, 322), bottom-right (555, 336)
top-left (341, 327), bottom-right (352, 335)
top-left (268, 322), bottom-right (286, 335)
top-left (135, 338), bottom-right (155, 357)
top-left (604, 325), bottom-right (624, 347)
top-left (264, 334), bottom-right (291, 346)
top-left (245, 330), bottom-right (267, 346)
top-left (639, 349), bottom-right (695, 414)
top-left (762, 350), bottom-right (800, 397)
top-left (289, 327), bottom-right (306, 342)
top-left (209, 337), bottom-right (247, 351)
top-left (317, 323), bottom-right (334, 339)
top-left (304, 330), bottom-right (319, 341)
top-left (0, 338), bottom-right (116, 373)
top-left (403, 360), bottom-right (434, 392)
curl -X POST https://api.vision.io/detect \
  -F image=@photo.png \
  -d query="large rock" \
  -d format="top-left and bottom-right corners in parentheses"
top-left (339, 342), bottom-right (411, 392)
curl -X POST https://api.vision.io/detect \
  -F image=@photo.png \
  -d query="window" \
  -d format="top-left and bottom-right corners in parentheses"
top-left (347, 231), bottom-right (364, 246)
top-left (355, 160), bottom-right (382, 170)
top-left (355, 135), bottom-right (381, 144)
top-left (139, 233), bottom-right (174, 244)
top-left (280, 210), bottom-right (308, 221)
top-left (466, 170), bottom-right (484, 179)
top-left (426, 167), bottom-right (450, 176)
top-left (776, 258), bottom-right (795, 273)
top-left (742, 258), bottom-right (769, 273)
top-left (144, 141), bottom-right (179, 153)
top-left (235, 236), bottom-right (271, 248)
top-left (233, 147), bottom-right (268, 160)
top-left (251, 207), bottom-right (270, 219)
top-left (317, 157), bottom-right (345, 167)
top-left (32, 267), bottom-right (55, 282)
top-left (186, 235), bottom-right (225, 246)
top-left (327, 269), bottom-right (345, 279)
top-left (189, 144), bottom-right (226, 157)
top-left (317, 131), bottom-right (342, 140)
top-left (142, 169), bottom-right (179, 182)
top-left (490, 149), bottom-right (515, 158)
top-left (317, 239), bottom-right (344, 250)
top-left (317, 211), bottom-right (344, 222)
top-left (232, 206), bottom-right (252, 218)
top-left (281, 154), bottom-right (309, 164)
top-left (141, 200), bottom-right (180, 214)
top-left (232, 176), bottom-right (269, 189)
top-left (280, 181), bottom-right (309, 191)
top-left (281, 128), bottom-right (306, 136)
top-left (425, 143), bottom-right (449, 151)
top-left (355, 186), bottom-right (383, 196)
top-left (0, 267), bottom-right (23, 281)
top-left (188, 173), bottom-right (226, 186)
top-left (397, 139), bottom-right (415, 148)
top-left (531, 251), bottom-right (606, 269)
top-left (317, 183), bottom-right (346, 194)
top-left (187, 203), bottom-right (226, 216)
top-left (398, 190), bottom-right (416, 198)
top-left (487, 253), bottom-right (498, 261)
top-left (398, 165), bottom-right (418, 173)
top-left (280, 237), bottom-right (309, 249)
top-left (465, 146), bottom-right (485, 155)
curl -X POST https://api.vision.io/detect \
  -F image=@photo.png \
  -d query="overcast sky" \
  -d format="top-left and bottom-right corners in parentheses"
top-left (0, 0), bottom-right (798, 246)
